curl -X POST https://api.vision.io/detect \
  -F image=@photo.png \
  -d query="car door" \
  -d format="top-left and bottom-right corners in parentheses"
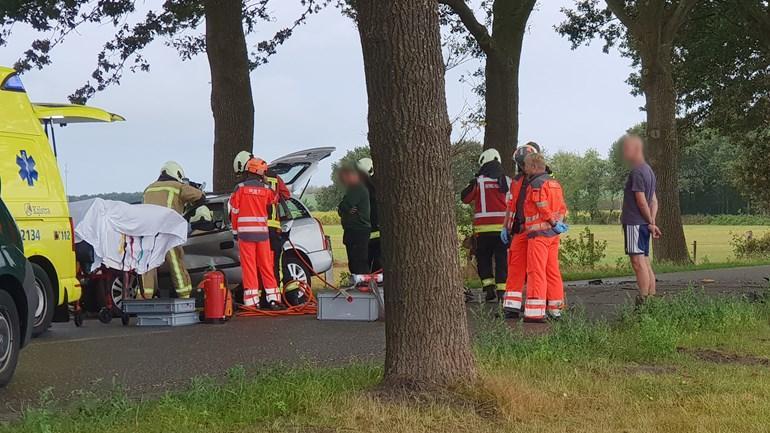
top-left (269, 147), bottom-right (335, 198)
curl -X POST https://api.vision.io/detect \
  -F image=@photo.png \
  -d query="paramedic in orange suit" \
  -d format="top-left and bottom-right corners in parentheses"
top-left (521, 153), bottom-right (568, 323)
top-left (500, 143), bottom-right (540, 319)
top-left (229, 157), bottom-right (283, 310)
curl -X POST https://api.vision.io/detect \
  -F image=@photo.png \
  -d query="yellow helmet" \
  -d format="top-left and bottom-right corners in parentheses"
top-left (478, 149), bottom-right (501, 166)
top-left (161, 161), bottom-right (185, 182)
top-left (190, 205), bottom-right (213, 223)
top-left (357, 157), bottom-right (374, 177)
top-left (233, 150), bottom-right (253, 174)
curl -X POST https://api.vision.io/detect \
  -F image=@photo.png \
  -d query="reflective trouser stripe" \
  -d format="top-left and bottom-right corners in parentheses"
top-left (547, 300), bottom-right (563, 317)
top-left (503, 291), bottom-right (523, 310)
top-left (495, 282), bottom-right (506, 291)
top-left (481, 278), bottom-right (495, 287)
top-left (370, 231), bottom-right (380, 239)
top-left (243, 289), bottom-right (260, 306)
top-left (264, 287), bottom-right (280, 303)
top-left (168, 248), bottom-right (192, 298)
top-left (474, 224), bottom-right (503, 233)
top-left (524, 299), bottom-right (546, 319)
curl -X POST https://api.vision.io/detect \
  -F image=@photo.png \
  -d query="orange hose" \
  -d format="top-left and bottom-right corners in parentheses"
top-left (237, 280), bottom-right (318, 317)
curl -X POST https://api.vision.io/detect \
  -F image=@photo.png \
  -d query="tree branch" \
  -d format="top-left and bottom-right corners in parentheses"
top-left (663, 0), bottom-right (698, 42)
top-left (605, 0), bottom-right (638, 35)
top-left (439, 0), bottom-right (495, 56)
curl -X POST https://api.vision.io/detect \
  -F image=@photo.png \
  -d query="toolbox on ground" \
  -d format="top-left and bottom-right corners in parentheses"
top-left (135, 311), bottom-right (199, 327)
top-left (317, 290), bottom-right (383, 321)
top-left (122, 298), bottom-right (196, 314)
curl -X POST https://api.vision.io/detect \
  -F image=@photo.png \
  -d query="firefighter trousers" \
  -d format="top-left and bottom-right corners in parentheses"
top-left (142, 246), bottom-right (192, 298)
top-left (503, 232), bottom-right (528, 311)
top-left (269, 228), bottom-right (285, 285)
top-left (475, 232), bottom-right (508, 291)
top-left (524, 236), bottom-right (564, 320)
top-left (239, 239), bottom-right (279, 306)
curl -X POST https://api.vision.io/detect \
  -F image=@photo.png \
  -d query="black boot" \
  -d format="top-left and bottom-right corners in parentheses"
top-left (264, 301), bottom-right (286, 311)
top-left (484, 285), bottom-right (497, 302)
top-left (503, 308), bottom-right (520, 320)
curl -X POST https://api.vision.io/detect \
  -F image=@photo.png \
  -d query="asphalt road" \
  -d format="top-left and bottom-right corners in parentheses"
top-left (1, 265), bottom-right (768, 419)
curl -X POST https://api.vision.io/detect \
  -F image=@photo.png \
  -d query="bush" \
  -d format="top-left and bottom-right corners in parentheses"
top-left (313, 211), bottom-right (340, 226)
top-left (730, 231), bottom-right (770, 259)
top-left (559, 227), bottom-right (607, 270)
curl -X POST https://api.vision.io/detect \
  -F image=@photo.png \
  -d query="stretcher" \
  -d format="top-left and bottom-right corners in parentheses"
top-left (69, 198), bottom-right (189, 326)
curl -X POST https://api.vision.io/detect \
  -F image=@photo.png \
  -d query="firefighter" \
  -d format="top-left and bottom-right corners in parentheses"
top-left (357, 157), bottom-right (381, 272)
top-left (229, 157), bottom-right (283, 309)
top-left (461, 149), bottom-right (511, 302)
top-left (142, 161), bottom-right (205, 299)
top-left (190, 205), bottom-right (217, 235)
top-left (521, 153), bottom-right (568, 323)
top-left (500, 143), bottom-right (541, 318)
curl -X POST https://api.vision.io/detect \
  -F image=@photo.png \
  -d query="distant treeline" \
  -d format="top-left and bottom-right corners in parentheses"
top-left (68, 192), bottom-right (143, 204)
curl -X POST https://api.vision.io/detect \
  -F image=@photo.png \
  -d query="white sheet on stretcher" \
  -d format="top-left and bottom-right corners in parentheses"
top-left (69, 198), bottom-right (188, 274)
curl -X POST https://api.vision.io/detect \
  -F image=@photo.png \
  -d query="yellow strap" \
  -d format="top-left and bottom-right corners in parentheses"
top-left (481, 278), bottom-right (495, 287)
top-left (167, 249), bottom-right (191, 293)
top-left (370, 231), bottom-right (380, 239)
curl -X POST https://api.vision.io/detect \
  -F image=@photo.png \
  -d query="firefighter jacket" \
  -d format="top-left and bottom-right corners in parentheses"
top-left (523, 173), bottom-right (568, 238)
top-left (506, 174), bottom-right (529, 235)
top-left (143, 178), bottom-right (204, 215)
top-left (229, 178), bottom-right (277, 242)
top-left (462, 172), bottom-right (512, 233)
top-left (264, 172), bottom-right (291, 231)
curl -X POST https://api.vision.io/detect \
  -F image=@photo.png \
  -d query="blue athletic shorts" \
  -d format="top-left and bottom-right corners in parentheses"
top-left (623, 224), bottom-right (650, 256)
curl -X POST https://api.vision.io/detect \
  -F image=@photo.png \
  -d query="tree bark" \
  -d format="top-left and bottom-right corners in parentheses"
top-left (640, 48), bottom-right (691, 264)
top-left (356, 0), bottom-right (477, 388)
top-left (205, 0), bottom-right (254, 193)
top-left (483, 0), bottom-right (534, 175)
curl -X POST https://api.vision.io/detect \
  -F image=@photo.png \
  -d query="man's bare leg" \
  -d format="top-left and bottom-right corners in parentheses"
top-left (646, 257), bottom-right (656, 296)
top-left (630, 255), bottom-right (650, 298)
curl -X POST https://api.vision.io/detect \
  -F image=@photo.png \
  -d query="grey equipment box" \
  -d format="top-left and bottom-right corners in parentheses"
top-left (317, 290), bottom-right (383, 321)
top-left (136, 311), bottom-right (200, 327)
top-left (122, 298), bottom-right (196, 314)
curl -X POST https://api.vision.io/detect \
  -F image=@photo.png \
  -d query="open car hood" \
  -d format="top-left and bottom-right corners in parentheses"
top-left (269, 146), bottom-right (335, 198)
top-left (32, 103), bottom-right (126, 124)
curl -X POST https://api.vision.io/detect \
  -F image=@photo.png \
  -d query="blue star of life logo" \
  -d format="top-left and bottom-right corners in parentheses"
top-left (16, 150), bottom-right (39, 186)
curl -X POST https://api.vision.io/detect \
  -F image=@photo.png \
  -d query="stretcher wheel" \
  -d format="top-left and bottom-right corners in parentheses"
top-left (98, 308), bottom-right (112, 324)
top-left (120, 312), bottom-right (130, 326)
top-left (73, 312), bottom-right (84, 327)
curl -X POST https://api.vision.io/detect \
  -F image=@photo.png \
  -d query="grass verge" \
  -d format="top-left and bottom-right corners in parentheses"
top-left (5, 289), bottom-right (770, 433)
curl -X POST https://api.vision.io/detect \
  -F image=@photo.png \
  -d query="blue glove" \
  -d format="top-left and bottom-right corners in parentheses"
top-left (500, 228), bottom-right (510, 244)
top-left (553, 221), bottom-right (569, 234)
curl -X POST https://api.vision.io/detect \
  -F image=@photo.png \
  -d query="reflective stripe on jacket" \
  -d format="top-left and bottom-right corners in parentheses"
top-left (462, 175), bottom-right (512, 233)
top-left (229, 178), bottom-right (277, 242)
top-left (523, 174), bottom-right (567, 238)
top-left (264, 174), bottom-right (291, 230)
top-left (143, 180), bottom-right (204, 214)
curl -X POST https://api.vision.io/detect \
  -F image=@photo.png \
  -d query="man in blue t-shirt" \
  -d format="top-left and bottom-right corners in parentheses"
top-left (620, 134), bottom-right (661, 305)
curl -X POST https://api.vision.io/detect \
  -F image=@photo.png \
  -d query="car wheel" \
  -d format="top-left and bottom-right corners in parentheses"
top-left (31, 263), bottom-right (55, 337)
top-left (110, 274), bottom-right (139, 315)
top-left (283, 253), bottom-right (312, 286)
top-left (0, 290), bottom-right (21, 387)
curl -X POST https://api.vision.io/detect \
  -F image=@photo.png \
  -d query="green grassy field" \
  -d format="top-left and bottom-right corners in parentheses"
top-left (322, 224), bottom-right (770, 284)
top-left (8, 291), bottom-right (770, 433)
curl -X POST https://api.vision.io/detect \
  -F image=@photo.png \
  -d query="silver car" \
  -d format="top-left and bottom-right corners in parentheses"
top-left (166, 147), bottom-right (335, 291)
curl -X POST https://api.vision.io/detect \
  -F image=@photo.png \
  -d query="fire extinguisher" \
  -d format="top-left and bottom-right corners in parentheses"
top-left (200, 270), bottom-right (233, 323)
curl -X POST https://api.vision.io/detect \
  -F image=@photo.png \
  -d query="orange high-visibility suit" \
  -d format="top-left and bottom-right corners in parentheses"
top-left (229, 177), bottom-right (279, 307)
top-left (502, 174), bottom-right (529, 312)
top-left (523, 173), bottom-right (567, 321)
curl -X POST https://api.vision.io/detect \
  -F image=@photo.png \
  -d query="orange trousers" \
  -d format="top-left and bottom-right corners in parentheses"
top-left (503, 232), bottom-right (528, 311)
top-left (239, 240), bottom-right (279, 306)
top-left (524, 236), bottom-right (564, 320)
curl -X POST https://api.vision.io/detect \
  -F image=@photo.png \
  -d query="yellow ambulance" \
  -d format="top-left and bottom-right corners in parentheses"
top-left (0, 66), bottom-right (124, 335)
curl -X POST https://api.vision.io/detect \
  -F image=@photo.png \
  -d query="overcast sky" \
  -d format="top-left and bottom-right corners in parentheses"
top-left (2, 1), bottom-right (644, 195)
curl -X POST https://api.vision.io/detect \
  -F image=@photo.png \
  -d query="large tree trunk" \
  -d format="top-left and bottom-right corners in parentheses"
top-left (483, 0), bottom-right (534, 176)
top-left (356, 0), bottom-right (477, 388)
top-left (641, 49), bottom-right (691, 264)
top-left (205, 0), bottom-right (254, 193)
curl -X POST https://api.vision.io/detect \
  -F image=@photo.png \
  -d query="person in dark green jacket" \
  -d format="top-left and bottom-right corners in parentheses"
top-left (337, 165), bottom-right (371, 275)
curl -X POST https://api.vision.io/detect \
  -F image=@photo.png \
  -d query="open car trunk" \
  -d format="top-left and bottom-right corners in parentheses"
top-left (269, 147), bottom-right (335, 198)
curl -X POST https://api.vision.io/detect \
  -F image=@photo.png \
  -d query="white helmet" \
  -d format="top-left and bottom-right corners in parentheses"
top-left (233, 150), bottom-right (253, 174)
top-left (161, 161), bottom-right (185, 182)
top-left (190, 205), bottom-right (213, 223)
top-left (478, 148), bottom-right (501, 166)
top-left (357, 157), bottom-right (374, 177)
